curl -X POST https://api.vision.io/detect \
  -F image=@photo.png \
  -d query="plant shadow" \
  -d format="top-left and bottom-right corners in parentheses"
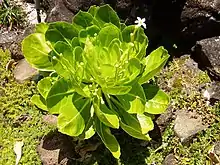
top-left (39, 123), bottom-right (162, 165)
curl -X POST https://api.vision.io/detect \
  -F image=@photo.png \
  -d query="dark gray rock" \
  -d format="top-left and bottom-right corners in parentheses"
top-left (45, 0), bottom-right (74, 23)
top-left (163, 154), bottom-right (178, 165)
top-left (0, 25), bottom-right (35, 60)
top-left (174, 111), bottom-right (208, 144)
top-left (155, 106), bottom-right (174, 133)
top-left (197, 36), bottom-right (220, 73)
top-left (13, 59), bottom-right (38, 83)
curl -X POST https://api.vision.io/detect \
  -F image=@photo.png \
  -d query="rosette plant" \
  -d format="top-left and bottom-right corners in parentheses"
top-left (22, 5), bottom-right (169, 159)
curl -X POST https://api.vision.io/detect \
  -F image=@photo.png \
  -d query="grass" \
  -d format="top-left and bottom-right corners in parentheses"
top-left (0, 50), bottom-right (219, 165)
top-left (0, 0), bottom-right (26, 29)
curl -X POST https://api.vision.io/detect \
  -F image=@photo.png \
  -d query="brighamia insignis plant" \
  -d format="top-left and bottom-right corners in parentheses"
top-left (22, 4), bottom-right (170, 159)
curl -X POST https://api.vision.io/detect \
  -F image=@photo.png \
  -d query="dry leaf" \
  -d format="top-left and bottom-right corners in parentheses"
top-left (14, 140), bottom-right (24, 165)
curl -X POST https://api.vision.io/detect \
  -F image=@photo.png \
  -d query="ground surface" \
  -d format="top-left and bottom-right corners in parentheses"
top-left (0, 49), bottom-right (220, 165)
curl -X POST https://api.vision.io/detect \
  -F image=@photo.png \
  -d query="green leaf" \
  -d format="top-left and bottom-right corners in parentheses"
top-left (122, 26), bottom-right (148, 59)
top-left (50, 41), bottom-right (75, 78)
top-left (94, 117), bottom-right (120, 159)
top-left (22, 33), bottom-right (53, 71)
top-left (137, 114), bottom-right (154, 134)
top-left (79, 25), bottom-right (100, 43)
top-left (46, 78), bottom-right (74, 114)
top-left (45, 22), bottom-right (78, 45)
top-left (88, 5), bottom-right (99, 16)
top-left (139, 47), bottom-right (169, 84)
top-left (93, 97), bottom-right (119, 129)
top-left (84, 125), bottom-right (95, 139)
top-left (94, 4), bottom-right (120, 28)
top-left (125, 58), bottom-right (142, 83)
top-left (57, 94), bottom-right (86, 136)
top-left (143, 84), bottom-right (169, 114)
top-left (117, 83), bottom-right (146, 114)
top-left (37, 77), bottom-right (53, 98)
top-left (108, 38), bottom-right (121, 65)
top-left (98, 24), bottom-right (120, 47)
top-left (35, 22), bottom-right (49, 34)
top-left (73, 11), bottom-right (93, 29)
top-left (102, 86), bottom-right (132, 95)
top-left (116, 107), bottom-right (151, 140)
top-left (31, 94), bottom-right (47, 110)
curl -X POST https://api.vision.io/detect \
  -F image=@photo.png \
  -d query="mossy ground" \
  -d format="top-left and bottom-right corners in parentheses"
top-left (0, 49), bottom-right (54, 164)
top-left (0, 50), bottom-right (219, 165)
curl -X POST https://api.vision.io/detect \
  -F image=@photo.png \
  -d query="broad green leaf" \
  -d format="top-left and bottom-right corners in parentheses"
top-left (94, 4), bottom-right (120, 28)
top-left (122, 26), bottom-right (148, 59)
top-left (73, 11), bottom-right (93, 29)
top-left (79, 116), bottom-right (95, 140)
top-left (94, 97), bottom-right (119, 129)
top-left (71, 37), bottom-right (80, 47)
top-left (45, 22), bottom-right (78, 45)
top-left (125, 58), bottom-right (142, 83)
top-left (88, 5), bottom-right (99, 16)
top-left (31, 94), bottom-right (47, 110)
top-left (98, 24), bottom-right (120, 47)
top-left (46, 78), bottom-right (74, 114)
top-left (115, 105), bottom-right (151, 140)
top-left (139, 47), bottom-right (169, 84)
top-left (22, 33), bottom-right (53, 71)
top-left (79, 25), bottom-right (100, 43)
top-left (94, 117), bottom-right (120, 159)
top-left (102, 86), bottom-right (132, 95)
top-left (37, 77), bottom-right (53, 98)
top-left (35, 22), bottom-right (49, 34)
top-left (108, 39), bottom-right (120, 65)
top-left (117, 83), bottom-right (146, 114)
top-left (57, 94), bottom-right (86, 136)
top-left (50, 42), bottom-right (75, 78)
top-left (120, 121), bottom-right (151, 141)
top-left (137, 114), bottom-right (154, 134)
top-left (143, 84), bottom-right (169, 114)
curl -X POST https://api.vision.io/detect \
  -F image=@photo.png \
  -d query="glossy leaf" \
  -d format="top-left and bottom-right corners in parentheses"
top-left (117, 83), bottom-right (146, 114)
top-left (94, 5), bottom-right (120, 28)
top-left (73, 11), bottom-right (93, 29)
top-left (57, 94), bottom-right (86, 136)
top-left (31, 94), bottom-right (47, 110)
top-left (22, 33), bottom-right (53, 71)
top-left (116, 106), bottom-right (151, 141)
top-left (45, 22), bottom-right (78, 45)
top-left (35, 22), bottom-right (49, 34)
top-left (139, 46), bottom-right (169, 84)
top-left (98, 24), bottom-right (120, 47)
top-left (94, 117), bottom-right (120, 159)
top-left (94, 98), bottom-right (119, 129)
top-left (37, 77), bottom-right (53, 98)
top-left (46, 78), bottom-right (74, 114)
top-left (143, 84), bottom-right (170, 114)
top-left (102, 86), bottom-right (132, 95)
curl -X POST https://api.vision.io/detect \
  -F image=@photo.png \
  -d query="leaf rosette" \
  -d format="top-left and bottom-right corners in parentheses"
top-left (22, 5), bottom-right (170, 159)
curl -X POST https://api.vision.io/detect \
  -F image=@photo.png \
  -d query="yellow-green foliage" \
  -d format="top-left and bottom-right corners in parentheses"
top-left (0, 49), bottom-right (53, 164)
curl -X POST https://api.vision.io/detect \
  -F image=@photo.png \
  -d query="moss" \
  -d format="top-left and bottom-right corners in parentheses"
top-left (0, 49), bottom-right (54, 164)
top-left (145, 56), bottom-right (220, 165)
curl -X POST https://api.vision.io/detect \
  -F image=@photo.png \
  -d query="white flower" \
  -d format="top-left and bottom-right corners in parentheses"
top-left (135, 17), bottom-right (146, 29)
